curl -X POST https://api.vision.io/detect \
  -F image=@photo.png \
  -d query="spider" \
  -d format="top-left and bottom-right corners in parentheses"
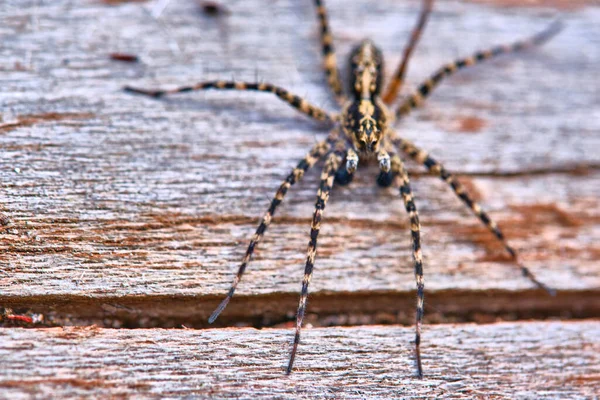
top-left (124, 0), bottom-right (560, 377)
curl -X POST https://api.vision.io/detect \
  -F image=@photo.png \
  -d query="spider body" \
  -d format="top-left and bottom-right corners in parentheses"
top-left (349, 40), bottom-right (384, 97)
top-left (125, 0), bottom-right (560, 378)
top-left (344, 40), bottom-right (388, 154)
top-left (341, 98), bottom-right (389, 153)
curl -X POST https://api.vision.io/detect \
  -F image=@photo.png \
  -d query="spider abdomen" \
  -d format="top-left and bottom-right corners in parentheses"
top-left (348, 40), bottom-right (384, 99)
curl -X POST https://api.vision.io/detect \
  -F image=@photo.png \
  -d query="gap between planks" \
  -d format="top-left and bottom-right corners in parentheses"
top-left (1, 289), bottom-right (599, 329)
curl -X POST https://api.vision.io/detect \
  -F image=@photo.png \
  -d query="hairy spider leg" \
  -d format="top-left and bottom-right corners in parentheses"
top-left (287, 151), bottom-right (342, 374)
top-left (395, 138), bottom-right (556, 296)
top-left (208, 140), bottom-right (331, 324)
top-left (314, 0), bottom-right (346, 104)
top-left (381, 0), bottom-right (434, 104)
top-left (390, 152), bottom-right (425, 378)
top-left (395, 20), bottom-right (562, 119)
top-left (124, 81), bottom-right (334, 122)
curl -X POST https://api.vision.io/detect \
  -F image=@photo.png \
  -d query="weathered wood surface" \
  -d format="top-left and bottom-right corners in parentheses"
top-left (1, 1), bottom-right (599, 398)
top-left (0, 321), bottom-right (598, 399)
top-left (1, 0), bottom-right (599, 324)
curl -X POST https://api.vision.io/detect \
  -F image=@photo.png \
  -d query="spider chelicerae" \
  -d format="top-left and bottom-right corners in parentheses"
top-left (125, 0), bottom-right (560, 377)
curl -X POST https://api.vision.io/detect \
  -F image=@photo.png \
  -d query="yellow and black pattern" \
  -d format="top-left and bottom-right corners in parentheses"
top-left (124, 81), bottom-right (333, 122)
top-left (395, 138), bottom-right (556, 295)
top-left (395, 20), bottom-right (562, 119)
top-left (314, 0), bottom-right (345, 104)
top-left (382, 0), bottom-right (433, 104)
top-left (391, 153), bottom-right (425, 378)
top-left (208, 140), bottom-right (331, 324)
top-left (124, 0), bottom-right (560, 378)
top-left (287, 151), bottom-right (342, 374)
top-left (341, 97), bottom-right (387, 152)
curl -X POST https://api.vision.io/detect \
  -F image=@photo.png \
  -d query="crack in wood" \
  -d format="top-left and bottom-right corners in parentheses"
top-left (2, 289), bottom-right (598, 330)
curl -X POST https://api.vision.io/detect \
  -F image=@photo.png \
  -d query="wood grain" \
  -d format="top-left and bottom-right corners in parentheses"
top-left (0, 0), bottom-right (598, 344)
top-left (0, 321), bottom-right (599, 398)
top-left (1, 0), bottom-right (599, 397)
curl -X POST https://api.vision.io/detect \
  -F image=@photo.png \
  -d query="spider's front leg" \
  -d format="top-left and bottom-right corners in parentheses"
top-left (208, 139), bottom-right (331, 323)
top-left (124, 80), bottom-right (335, 123)
top-left (394, 137), bottom-right (555, 296)
top-left (287, 149), bottom-right (343, 374)
top-left (390, 151), bottom-right (425, 378)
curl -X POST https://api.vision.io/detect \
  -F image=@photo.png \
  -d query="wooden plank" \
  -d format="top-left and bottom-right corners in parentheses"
top-left (0, 321), bottom-right (598, 398)
top-left (1, 0), bottom-right (599, 326)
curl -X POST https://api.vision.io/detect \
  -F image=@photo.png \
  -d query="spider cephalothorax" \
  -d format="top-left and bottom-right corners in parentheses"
top-left (341, 97), bottom-right (389, 154)
top-left (125, 0), bottom-right (559, 378)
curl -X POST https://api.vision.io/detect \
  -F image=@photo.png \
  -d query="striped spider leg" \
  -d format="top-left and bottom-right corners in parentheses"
top-left (208, 138), bottom-right (334, 324)
top-left (382, 0), bottom-right (434, 104)
top-left (393, 137), bottom-right (556, 295)
top-left (384, 147), bottom-right (426, 378)
top-left (394, 19), bottom-right (563, 119)
top-left (124, 0), bottom-right (561, 378)
top-left (286, 33), bottom-right (430, 375)
top-left (314, 0), bottom-right (346, 105)
top-left (124, 79), bottom-right (342, 321)
top-left (287, 144), bottom-right (344, 374)
top-left (124, 81), bottom-right (334, 123)
top-left (385, 13), bottom-right (562, 296)
top-left (358, 136), bottom-right (426, 377)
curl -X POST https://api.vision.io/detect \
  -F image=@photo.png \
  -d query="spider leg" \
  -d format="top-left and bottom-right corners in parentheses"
top-left (124, 81), bottom-right (334, 122)
top-left (381, 0), bottom-right (434, 105)
top-left (314, 0), bottom-right (346, 105)
top-left (395, 137), bottom-right (556, 296)
top-left (287, 150), bottom-right (342, 374)
top-left (390, 152), bottom-right (425, 378)
top-left (208, 140), bottom-right (331, 324)
top-left (395, 20), bottom-right (562, 119)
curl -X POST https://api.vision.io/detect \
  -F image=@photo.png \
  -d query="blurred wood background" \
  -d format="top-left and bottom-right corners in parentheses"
top-left (0, 0), bottom-right (598, 397)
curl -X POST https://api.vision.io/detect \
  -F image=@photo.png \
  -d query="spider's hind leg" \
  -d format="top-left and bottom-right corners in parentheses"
top-left (124, 81), bottom-right (334, 122)
top-left (395, 20), bottom-right (562, 119)
top-left (382, 0), bottom-right (434, 104)
top-left (313, 0), bottom-right (346, 105)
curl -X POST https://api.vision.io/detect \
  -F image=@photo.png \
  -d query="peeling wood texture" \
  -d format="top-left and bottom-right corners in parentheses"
top-left (1, 322), bottom-right (599, 398)
top-left (0, 0), bottom-right (599, 397)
